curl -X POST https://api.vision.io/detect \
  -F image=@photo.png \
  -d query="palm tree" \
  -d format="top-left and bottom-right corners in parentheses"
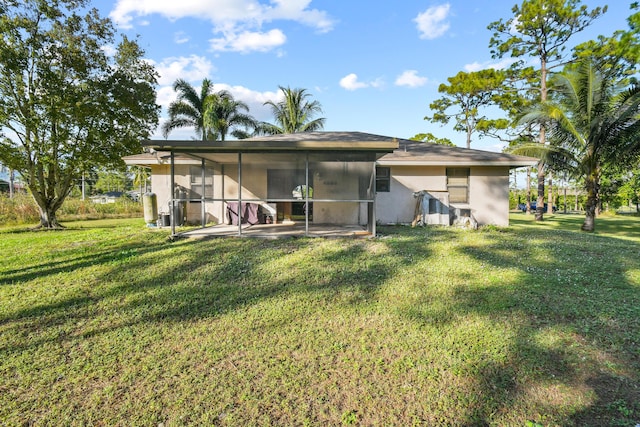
top-left (203, 91), bottom-right (257, 141)
top-left (162, 79), bottom-right (215, 140)
top-left (132, 166), bottom-right (150, 198)
top-left (258, 86), bottom-right (325, 135)
top-left (518, 60), bottom-right (640, 231)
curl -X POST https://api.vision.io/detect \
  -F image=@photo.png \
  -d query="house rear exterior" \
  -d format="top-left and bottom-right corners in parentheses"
top-left (123, 132), bottom-right (536, 236)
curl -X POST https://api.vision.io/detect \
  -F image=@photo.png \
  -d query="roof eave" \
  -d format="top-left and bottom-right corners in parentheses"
top-left (376, 160), bottom-right (539, 168)
top-left (142, 139), bottom-right (398, 153)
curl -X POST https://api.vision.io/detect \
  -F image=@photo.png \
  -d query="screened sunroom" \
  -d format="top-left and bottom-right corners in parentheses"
top-left (141, 132), bottom-right (398, 237)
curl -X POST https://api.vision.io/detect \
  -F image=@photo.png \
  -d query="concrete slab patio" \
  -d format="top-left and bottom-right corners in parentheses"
top-left (175, 223), bottom-right (372, 239)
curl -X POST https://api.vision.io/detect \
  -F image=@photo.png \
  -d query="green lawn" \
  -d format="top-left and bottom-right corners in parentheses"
top-left (1, 215), bottom-right (639, 426)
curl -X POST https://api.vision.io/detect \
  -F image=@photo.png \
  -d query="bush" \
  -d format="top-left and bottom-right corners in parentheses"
top-left (0, 194), bottom-right (143, 226)
top-left (58, 198), bottom-right (143, 220)
top-left (0, 193), bottom-right (40, 224)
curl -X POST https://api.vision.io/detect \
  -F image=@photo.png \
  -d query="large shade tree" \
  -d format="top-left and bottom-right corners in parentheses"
top-left (0, 0), bottom-right (159, 228)
top-left (258, 86), bottom-right (325, 135)
top-left (519, 60), bottom-right (640, 231)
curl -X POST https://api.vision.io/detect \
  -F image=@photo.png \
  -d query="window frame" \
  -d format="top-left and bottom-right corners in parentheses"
top-left (189, 165), bottom-right (214, 199)
top-left (446, 168), bottom-right (470, 203)
top-left (375, 166), bottom-right (390, 193)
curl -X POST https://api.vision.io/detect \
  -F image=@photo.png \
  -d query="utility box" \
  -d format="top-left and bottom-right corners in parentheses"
top-left (143, 192), bottom-right (158, 225)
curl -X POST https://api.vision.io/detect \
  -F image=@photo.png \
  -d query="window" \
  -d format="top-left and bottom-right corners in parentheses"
top-left (376, 167), bottom-right (390, 192)
top-left (190, 166), bottom-right (213, 199)
top-left (447, 168), bottom-right (469, 203)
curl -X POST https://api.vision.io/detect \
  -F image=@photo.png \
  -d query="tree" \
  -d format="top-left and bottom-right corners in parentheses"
top-left (410, 133), bottom-right (455, 146)
top-left (489, 0), bottom-right (605, 220)
top-left (0, 0), bottom-right (159, 228)
top-left (425, 69), bottom-right (509, 149)
top-left (162, 79), bottom-right (215, 141)
top-left (203, 91), bottom-right (257, 141)
top-left (573, 3), bottom-right (640, 81)
top-left (132, 166), bottom-right (150, 197)
top-left (518, 60), bottom-right (640, 231)
top-left (258, 86), bottom-right (326, 134)
top-left (95, 168), bottom-right (128, 194)
top-left (619, 166), bottom-right (640, 212)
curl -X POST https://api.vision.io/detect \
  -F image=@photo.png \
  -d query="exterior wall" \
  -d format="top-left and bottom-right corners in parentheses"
top-left (149, 161), bottom-right (512, 228)
top-left (150, 163), bottom-right (226, 225)
top-left (149, 162), bottom-right (362, 226)
top-left (150, 164), bottom-right (172, 215)
top-left (314, 202), bottom-right (360, 224)
top-left (376, 166), bottom-right (446, 224)
top-left (375, 165), bottom-right (511, 226)
top-left (468, 166), bottom-right (510, 226)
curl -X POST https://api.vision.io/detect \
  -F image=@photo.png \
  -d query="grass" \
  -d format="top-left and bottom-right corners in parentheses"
top-left (0, 214), bottom-right (639, 426)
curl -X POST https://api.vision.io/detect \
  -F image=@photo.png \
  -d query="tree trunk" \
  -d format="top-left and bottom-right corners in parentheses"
top-left (536, 58), bottom-right (548, 221)
top-left (581, 174), bottom-right (599, 232)
top-left (536, 160), bottom-right (545, 221)
top-left (39, 205), bottom-right (61, 228)
top-left (526, 167), bottom-right (532, 214)
top-left (547, 171), bottom-right (554, 214)
top-left (29, 181), bottom-right (66, 229)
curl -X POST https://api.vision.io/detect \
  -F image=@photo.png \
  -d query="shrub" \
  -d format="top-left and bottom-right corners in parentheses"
top-left (0, 193), bottom-right (39, 224)
top-left (0, 194), bottom-right (143, 226)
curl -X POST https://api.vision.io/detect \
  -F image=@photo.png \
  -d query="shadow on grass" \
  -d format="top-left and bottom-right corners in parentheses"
top-left (1, 230), bottom-right (417, 353)
top-left (444, 226), bottom-right (640, 426)
top-left (1, 220), bottom-right (639, 425)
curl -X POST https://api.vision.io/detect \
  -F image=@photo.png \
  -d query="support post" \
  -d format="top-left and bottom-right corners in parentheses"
top-left (369, 163), bottom-right (376, 236)
top-left (201, 159), bottom-right (206, 228)
top-left (305, 153), bottom-right (309, 237)
top-left (237, 152), bottom-right (242, 237)
top-left (171, 151), bottom-right (176, 237)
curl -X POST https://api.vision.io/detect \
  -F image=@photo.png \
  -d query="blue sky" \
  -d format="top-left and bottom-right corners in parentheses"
top-left (96, 0), bottom-right (635, 152)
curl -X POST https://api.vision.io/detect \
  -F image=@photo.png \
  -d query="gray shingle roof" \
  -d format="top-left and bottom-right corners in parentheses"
top-left (378, 139), bottom-right (537, 167)
top-left (129, 132), bottom-right (537, 168)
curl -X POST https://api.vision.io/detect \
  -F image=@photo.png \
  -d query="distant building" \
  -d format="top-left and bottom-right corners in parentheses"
top-left (0, 164), bottom-right (24, 194)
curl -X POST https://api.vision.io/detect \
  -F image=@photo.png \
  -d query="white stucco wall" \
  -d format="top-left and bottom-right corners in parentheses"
top-left (375, 165), bottom-right (511, 226)
top-left (375, 166), bottom-right (446, 225)
top-left (149, 162), bottom-right (512, 227)
top-left (468, 166), bottom-right (510, 226)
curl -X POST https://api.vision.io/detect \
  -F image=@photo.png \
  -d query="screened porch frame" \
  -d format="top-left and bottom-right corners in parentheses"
top-left (167, 150), bottom-right (379, 238)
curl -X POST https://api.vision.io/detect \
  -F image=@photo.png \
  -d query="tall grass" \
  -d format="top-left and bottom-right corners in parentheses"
top-left (0, 193), bottom-right (143, 225)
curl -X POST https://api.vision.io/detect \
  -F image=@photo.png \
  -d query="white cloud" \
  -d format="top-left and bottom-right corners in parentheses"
top-left (340, 74), bottom-right (367, 91)
top-left (339, 73), bottom-right (383, 91)
top-left (110, 0), bottom-right (335, 53)
top-left (100, 44), bottom-right (117, 57)
top-left (414, 4), bottom-right (451, 40)
top-left (148, 55), bottom-right (215, 86)
top-left (210, 29), bottom-right (287, 53)
top-left (395, 70), bottom-right (428, 88)
top-left (216, 84), bottom-right (280, 121)
top-left (174, 31), bottom-right (190, 44)
top-left (464, 58), bottom-right (516, 72)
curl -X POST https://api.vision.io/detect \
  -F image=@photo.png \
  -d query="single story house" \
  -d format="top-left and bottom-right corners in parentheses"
top-left (123, 131), bottom-right (537, 237)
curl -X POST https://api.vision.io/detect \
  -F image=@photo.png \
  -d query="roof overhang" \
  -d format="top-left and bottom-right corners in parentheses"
top-left (142, 131), bottom-right (399, 154)
top-left (377, 159), bottom-right (539, 168)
